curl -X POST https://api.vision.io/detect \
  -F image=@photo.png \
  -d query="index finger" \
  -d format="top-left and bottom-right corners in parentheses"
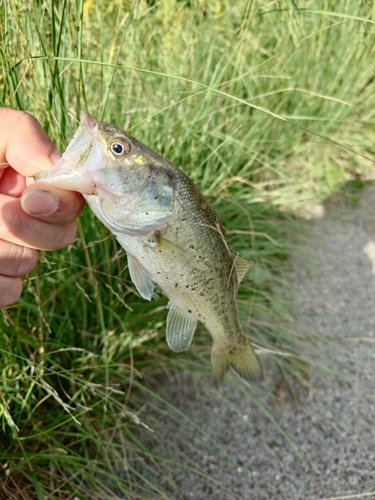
top-left (0, 108), bottom-right (59, 177)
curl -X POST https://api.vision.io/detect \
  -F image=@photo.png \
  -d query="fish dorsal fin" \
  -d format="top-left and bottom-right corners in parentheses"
top-left (235, 255), bottom-right (253, 283)
top-left (166, 302), bottom-right (197, 353)
top-left (127, 254), bottom-right (155, 301)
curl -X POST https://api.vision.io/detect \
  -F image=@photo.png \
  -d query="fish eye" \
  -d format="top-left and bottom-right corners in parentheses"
top-left (110, 139), bottom-right (130, 156)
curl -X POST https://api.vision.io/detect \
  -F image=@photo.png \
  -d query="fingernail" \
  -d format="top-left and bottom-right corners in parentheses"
top-left (21, 190), bottom-right (58, 216)
top-left (51, 150), bottom-right (62, 165)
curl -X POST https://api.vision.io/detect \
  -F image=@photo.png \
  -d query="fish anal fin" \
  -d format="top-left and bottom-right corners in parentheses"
top-left (166, 302), bottom-right (197, 353)
top-left (211, 336), bottom-right (262, 385)
top-left (127, 254), bottom-right (155, 301)
top-left (235, 255), bottom-right (253, 283)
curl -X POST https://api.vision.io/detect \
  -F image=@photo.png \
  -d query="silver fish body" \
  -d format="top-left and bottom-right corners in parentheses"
top-left (36, 111), bottom-right (262, 383)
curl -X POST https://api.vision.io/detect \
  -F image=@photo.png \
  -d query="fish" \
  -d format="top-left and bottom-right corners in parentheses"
top-left (35, 111), bottom-right (262, 384)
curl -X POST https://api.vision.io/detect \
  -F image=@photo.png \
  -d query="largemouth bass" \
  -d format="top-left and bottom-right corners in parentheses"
top-left (36, 111), bottom-right (262, 384)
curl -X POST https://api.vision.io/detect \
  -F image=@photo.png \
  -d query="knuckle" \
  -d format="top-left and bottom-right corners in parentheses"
top-left (55, 222), bottom-right (77, 249)
top-left (34, 222), bottom-right (77, 251)
top-left (12, 246), bottom-right (39, 276)
top-left (0, 276), bottom-right (22, 308)
top-left (18, 111), bottom-right (39, 130)
top-left (2, 202), bottom-right (23, 238)
top-left (0, 241), bottom-right (39, 276)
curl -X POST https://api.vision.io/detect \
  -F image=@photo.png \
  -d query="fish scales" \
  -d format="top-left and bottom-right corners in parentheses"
top-left (123, 171), bottom-right (237, 329)
top-left (35, 111), bottom-right (262, 383)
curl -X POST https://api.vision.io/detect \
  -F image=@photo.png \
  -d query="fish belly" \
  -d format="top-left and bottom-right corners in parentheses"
top-left (116, 230), bottom-right (233, 329)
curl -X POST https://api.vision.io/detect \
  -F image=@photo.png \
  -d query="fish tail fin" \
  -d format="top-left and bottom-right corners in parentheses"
top-left (211, 336), bottom-right (262, 385)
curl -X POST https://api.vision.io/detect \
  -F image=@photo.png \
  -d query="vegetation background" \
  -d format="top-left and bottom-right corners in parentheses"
top-left (0, 0), bottom-right (374, 498)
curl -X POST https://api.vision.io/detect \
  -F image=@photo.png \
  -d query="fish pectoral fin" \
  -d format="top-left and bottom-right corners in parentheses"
top-left (127, 254), bottom-right (155, 301)
top-left (155, 237), bottom-right (207, 271)
top-left (166, 302), bottom-right (197, 353)
top-left (235, 255), bottom-right (253, 283)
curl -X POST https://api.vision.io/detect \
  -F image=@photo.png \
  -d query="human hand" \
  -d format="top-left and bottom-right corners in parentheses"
top-left (0, 108), bottom-right (85, 308)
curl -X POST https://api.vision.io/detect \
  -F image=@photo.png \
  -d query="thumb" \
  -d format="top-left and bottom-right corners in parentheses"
top-left (0, 108), bottom-right (59, 177)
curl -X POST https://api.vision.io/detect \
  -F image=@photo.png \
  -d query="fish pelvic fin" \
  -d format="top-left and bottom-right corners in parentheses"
top-left (127, 253), bottom-right (155, 301)
top-left (211, 336), bottom-right (262, 385)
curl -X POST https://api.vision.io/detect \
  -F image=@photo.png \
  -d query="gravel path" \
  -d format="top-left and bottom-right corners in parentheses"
top-left (138, 185), bottom-right (375, 500)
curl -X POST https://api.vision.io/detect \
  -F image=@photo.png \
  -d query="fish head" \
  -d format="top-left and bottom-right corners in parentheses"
top-left (35, 110), bottom-right (138, 193)
top-left (35, 111), bottom-right (175, 234)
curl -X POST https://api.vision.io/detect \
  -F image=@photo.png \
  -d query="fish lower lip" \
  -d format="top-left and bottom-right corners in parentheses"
top-left (34, 166), bottom-right (88, 191)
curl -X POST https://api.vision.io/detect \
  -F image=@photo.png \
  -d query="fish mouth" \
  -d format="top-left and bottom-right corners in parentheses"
top-left (34, 110), bottom-right (103, 193)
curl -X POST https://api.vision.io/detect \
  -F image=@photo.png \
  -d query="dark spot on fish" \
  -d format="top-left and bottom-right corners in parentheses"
top-left (186, 284), bottom-right (189, 288)
top-left (146, 212), bottom-right (149, 215)
top-left (94, 183), bottom-right (97, 187)
top-left (188, 310), bottom-right (192, 313)
top-left (190, 245), bottom-right (194, 249)
top-left (154, 230), bottom-right (162, 244)
top-left (174, 283), bottom-right (179, 287)
top-left (154, 196), bottom-right (158, 200)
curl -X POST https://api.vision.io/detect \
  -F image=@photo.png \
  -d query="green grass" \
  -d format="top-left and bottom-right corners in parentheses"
top-left (0, 0), bottom-right (375, 497)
